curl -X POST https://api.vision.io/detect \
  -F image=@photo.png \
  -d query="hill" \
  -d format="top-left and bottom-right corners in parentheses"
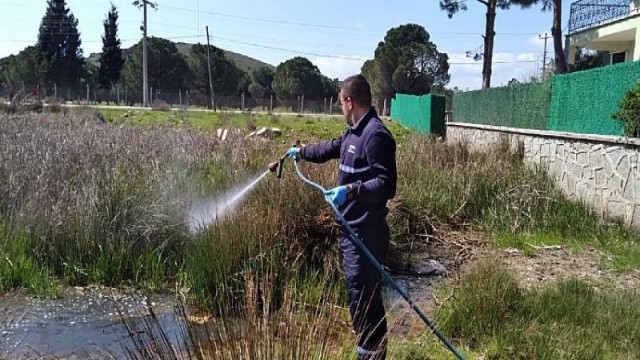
top-left (87, 42), bottom-right (274, 75)
top-left (175, 43), bottom-right (274, 74)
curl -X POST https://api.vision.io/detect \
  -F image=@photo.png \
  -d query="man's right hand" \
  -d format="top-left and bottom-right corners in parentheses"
top-left (287, 147), bottom-right (300, 160)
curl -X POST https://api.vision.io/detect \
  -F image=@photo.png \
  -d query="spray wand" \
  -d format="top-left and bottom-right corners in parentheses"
top-left (268, 148), bottom-right (466, 360)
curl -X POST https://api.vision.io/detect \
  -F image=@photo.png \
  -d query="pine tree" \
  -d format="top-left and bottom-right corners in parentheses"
top-left (98, 4), bottom-right (124, 90)
top-left (37, 0), bottom-right (84, 90)
top-left (440, 0), bottom-right (536, 89)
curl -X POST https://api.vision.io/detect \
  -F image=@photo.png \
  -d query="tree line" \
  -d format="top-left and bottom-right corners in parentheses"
top-left (0, 0), bottom-right (455, 108)
top-left (0, 0), bottom-right (606, 106)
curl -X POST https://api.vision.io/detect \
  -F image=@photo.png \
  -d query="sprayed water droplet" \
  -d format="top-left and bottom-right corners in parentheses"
top-left (188, 170), bottom-right (270, 230)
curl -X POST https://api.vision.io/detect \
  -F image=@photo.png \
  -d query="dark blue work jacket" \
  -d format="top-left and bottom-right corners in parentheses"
top-left (299, 107), bottom-right (397, 227)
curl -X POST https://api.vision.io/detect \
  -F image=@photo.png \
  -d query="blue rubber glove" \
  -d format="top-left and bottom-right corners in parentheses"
top-left (287, 147), bottom-right (300, 160)
top-left (324, 185), bottom-right (348, 207)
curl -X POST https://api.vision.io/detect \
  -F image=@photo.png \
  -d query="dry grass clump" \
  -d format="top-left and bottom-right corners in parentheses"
top-left (0, 113), bottom-right (215, 228)
top-left (120, 271), bottom-right (351, 360)
top-left (0, 113), bottom-right (243, 286)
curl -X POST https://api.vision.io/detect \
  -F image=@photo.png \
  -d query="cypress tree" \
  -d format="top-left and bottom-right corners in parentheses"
top-left (37, 0), bottom-right (84, 89)
top-left (98, 4), bottom-right (124, 90)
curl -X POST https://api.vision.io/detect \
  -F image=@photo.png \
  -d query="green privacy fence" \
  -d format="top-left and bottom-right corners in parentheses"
top-left (548, 62), bottom-right (640, 135)
top-left (390, 94), bottom-right (445, 136)
top-left (449, 61), bottom-right (640, 136)
top-left (452, 81), bottom-right (551, 130)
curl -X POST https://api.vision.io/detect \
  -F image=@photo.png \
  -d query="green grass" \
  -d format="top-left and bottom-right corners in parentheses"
top-left (397, 137), bottom-right (640, 271)
top-left (97, 108), bottom-right (412, 144)
top-left (439, 261), bottom-right (640, 359)
top-left (0, 220), bottom-right (58, 296)
top-left (2, 110), bottom-right (639, 358)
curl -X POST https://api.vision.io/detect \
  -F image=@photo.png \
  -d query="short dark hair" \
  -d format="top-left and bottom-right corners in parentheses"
top-left (340, 74), bottom-right (372, 106)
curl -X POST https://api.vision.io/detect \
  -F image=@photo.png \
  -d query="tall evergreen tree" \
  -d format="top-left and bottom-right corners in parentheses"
top-left (513, 0), bottom-right (568, 74)
top-left (98, 4), bottom-right (124, 90)
top-left (272, 57), bottom-right (324, 101)
top-left (361, 24), bottom-right (450, 109)
top-left (37, 0), bottom-right (84, 90)
top-left (121, 37), bottom-right (189, 94)
top-left (440, 0), bottom-right (535, 89)
top-left (187, 44), bottom-right (243, 97)
top-left (2, 47), bottom-right (47, 91)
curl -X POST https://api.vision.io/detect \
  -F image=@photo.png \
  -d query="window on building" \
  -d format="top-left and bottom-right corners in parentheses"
top-left (611, 51), bottom-right (627, 64)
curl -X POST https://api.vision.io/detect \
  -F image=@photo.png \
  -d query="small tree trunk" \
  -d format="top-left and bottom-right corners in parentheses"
top-left (552, 0), bottom-right (568, 74)
top-left (482, 0), bottom-right (497, 89)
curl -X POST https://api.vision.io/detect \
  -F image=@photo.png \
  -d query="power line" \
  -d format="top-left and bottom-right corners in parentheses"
top-left (2, 32), bottom-right (544, 67)
top-left (213, 34), bottom-right (541, 65)
top-left (212, 35), bottom-right (368, 61)
top-left (160, 4), bottom-right (538, 37)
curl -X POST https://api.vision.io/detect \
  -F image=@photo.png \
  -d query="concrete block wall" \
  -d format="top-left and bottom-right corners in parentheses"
top-left (447, 122), bottom-right (640, 229)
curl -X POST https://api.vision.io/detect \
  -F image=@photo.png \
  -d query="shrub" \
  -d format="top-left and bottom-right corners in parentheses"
top-left (15, 96), bottom-right (44, 113)
top-left (613, 80), bottom-right (640, 136)
top-left (0, 100), bottom-right (16, 114)
top-left (45, 97), bottom-right (64, 114)
top-left (151, 100), bottom-right (171, 112)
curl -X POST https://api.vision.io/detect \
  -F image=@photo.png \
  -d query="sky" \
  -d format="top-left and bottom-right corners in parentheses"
top-left (0, 0), bottom-right (575, 90)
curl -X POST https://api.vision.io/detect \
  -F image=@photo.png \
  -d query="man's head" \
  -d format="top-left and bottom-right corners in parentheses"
top-left (339, 74), bottom-right (372, 125)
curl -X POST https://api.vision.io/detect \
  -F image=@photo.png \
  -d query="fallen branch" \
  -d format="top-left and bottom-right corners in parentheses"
top-left (526, 243), bottom-right (562, 251)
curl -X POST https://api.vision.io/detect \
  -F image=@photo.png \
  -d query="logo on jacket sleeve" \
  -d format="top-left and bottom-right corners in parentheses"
top-left (348, 145), bottom-right (356, 154)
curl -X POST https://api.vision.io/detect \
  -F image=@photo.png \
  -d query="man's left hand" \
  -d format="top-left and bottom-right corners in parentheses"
top-left (324, 186), bottom-right (348, 207)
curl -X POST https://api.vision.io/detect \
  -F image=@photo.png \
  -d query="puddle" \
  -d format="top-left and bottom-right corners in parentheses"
top-left (0, 274), bottom-right (441, 359)
top-left (0, 288), bottom-right (182, 359)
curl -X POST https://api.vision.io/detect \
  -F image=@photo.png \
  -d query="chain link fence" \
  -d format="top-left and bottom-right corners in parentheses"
top-left (1, 83), bottom-right (343, 115)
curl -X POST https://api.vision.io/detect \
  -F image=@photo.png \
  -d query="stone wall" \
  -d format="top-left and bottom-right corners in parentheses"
top-left (447, 122), bottom-right (640, 228)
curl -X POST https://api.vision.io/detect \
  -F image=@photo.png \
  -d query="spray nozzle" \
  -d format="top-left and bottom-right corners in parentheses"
top-left (269, 141), bottom-right (301, 179)
top-left (268, 153), bottom-right (288, 179)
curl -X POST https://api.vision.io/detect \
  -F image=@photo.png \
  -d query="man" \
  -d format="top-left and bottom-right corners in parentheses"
top-left (287, 74), bottom-right (397, 359)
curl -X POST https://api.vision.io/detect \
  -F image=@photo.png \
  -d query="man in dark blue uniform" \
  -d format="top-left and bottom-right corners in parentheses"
top-left (288, 74), bottom-right (397, 359)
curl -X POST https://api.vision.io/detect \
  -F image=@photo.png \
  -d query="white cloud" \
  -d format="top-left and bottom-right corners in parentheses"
top-left (311, 51), bottom-right (543, 91)
top-left (312, 56), bottom-right (367, 80)
top-left (517, 53), bottom-right (538, 62)
top-left (530, 34), bottom-right (548, 51)
top-left (0, 42), bottom-right (32, 59)
top-left (448, 52), bottom-right (542, 90)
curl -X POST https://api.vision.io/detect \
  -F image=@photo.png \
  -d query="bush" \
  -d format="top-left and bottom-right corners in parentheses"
top-left (613, 80), bottom-right (640, 136)
top-left (151, 100), bottom-right (171, 111)
top-left (438, 262), bottom-right (640, 358)
top-left (45, 97), bottom-right (64, 114)
top-left (0, 100), bottom-right (17, 114)
top-left (9, 95), bottom-right (44, 113)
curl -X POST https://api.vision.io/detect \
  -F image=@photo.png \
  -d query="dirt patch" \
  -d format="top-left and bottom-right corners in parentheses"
top-left (384, 229), bottom-right (640, 341)
top-left (489, 246), bottom-right (640, 291)
top-left (418, 228), bottom-right (640, 291)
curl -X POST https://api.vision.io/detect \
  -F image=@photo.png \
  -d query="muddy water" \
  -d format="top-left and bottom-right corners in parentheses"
top-left (0, 274), bottom-right (439, 359)
top-left (0, 288), bottom-right (182, 359)
top-left (382, 275), bottom-right (442, 339)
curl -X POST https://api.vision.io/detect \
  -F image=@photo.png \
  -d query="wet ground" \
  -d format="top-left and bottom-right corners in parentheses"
top-left (0, 274), bottom-right (441, 359)
top-left (0, 287), bottom-right (182, 359)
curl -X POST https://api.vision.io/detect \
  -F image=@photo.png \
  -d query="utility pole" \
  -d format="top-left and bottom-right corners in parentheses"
top-left (206, 25), bottom-right (215, 110)
top-left (134, 1), bottom-right (156, 107)
top-left (539, 33), bottom-right (551, 77)
top-left (142, 1), bottom-right (148, 107)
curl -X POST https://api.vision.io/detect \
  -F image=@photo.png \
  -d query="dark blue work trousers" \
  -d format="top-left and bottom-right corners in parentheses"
top-left (340, 222), bottom-right (389, 360)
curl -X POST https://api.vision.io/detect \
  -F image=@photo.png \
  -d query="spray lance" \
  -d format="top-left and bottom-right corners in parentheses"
top-left (267, 145), bottom-right (466, 360)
